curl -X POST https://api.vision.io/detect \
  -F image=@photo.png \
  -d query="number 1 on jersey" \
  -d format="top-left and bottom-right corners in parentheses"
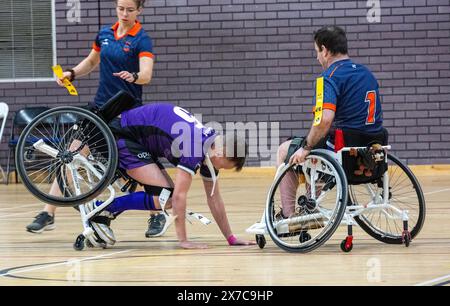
top-left (365, 90), bottom-right (376, 125)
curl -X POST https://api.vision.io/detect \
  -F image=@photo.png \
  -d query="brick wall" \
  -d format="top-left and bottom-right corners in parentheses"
top-left (1, 0), bottom-right (449, 169)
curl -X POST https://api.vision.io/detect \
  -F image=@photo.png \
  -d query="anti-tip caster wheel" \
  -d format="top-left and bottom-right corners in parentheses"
top-left (299, 231), bottom-right (311, 243)
top-left (402, 231), bottom-right (411, 247)
top-left (73, 234), bottom-right (85, 251)
top-left (256, 234), bottom-right (266, 249)
top-left (340, 239), bottom-right (353, 253)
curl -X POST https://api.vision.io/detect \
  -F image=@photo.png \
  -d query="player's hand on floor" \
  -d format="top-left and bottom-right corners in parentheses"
top-left (179, 241), bottom-right (208, 249)
top-left (228, 235), bottom-right (257, 246)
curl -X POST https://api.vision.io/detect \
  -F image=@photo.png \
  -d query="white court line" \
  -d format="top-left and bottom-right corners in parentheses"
top-left (0, 204), bottom-right (41, 212)
top-left (0, 211), bottom-right (41, 219)
top-left (415, 273), bottom-right (450, 286)
top-left (0, 249), bottom-right (133, 278)
top-left (424, 188), bottom-right (450, 196)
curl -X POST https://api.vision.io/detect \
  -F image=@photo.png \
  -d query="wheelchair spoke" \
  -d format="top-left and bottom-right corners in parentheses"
top-left (390, 175), bottom-right (411, 193)
top-left (38, 121), bottom-right (63, 152)
top-left (27, 160), bottom-right (62, 185)
top-left (23, 157), bottom-right (57, 170)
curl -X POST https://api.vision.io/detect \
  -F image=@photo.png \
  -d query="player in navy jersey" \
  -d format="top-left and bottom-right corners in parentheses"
top-left (26, 0), bottom-right (158, 235)
top-left (277, 26), bottom-right (384, 218)
top-left (88, 103), bottom-right (254, 249)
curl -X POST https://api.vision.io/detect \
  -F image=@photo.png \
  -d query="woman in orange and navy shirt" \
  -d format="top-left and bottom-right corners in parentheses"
top-left (58, 0), bottom-right (154, 107)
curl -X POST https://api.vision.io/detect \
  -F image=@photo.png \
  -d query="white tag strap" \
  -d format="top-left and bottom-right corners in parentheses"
top-left (204, 154), bottom-right (217, 197)
top-left (159, 188), bottom-right (172, 214)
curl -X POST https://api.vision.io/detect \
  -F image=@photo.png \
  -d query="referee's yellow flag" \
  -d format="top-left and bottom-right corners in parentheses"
top-left (52, 65), bottom-right (78, 96)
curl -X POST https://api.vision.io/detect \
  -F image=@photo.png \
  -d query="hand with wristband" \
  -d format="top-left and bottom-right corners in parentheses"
top-left (227, 234), bottom-right (256, 246)
top-left (113, 71), bottom-right (139, 83)
top-left (56, 69), bottom-right (75, 87)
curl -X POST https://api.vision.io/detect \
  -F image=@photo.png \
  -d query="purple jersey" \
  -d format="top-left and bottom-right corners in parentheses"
top-left (114, 103), bottom-right (217, 176)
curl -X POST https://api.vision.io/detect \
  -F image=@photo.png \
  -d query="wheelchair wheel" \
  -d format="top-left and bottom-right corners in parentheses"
top-left (265, 150), bottom-right (348, 253)
top-left (350, 154), bottom-right (426, 244)
top-left (15, 106), bottom-right (118, 207)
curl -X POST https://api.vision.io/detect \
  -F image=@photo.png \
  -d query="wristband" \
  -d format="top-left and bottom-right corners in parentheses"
top-left (302, 139), bottom-right (313, 151)
top-left (131, 72), bottom-right (139, 83)
top-left (227, 234), bottom-right (238, 246)
top-left (66, 69), bottom-right (75, 82)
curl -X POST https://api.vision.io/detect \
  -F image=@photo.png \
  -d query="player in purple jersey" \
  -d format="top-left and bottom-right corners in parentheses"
top-left (277, 26), bottom-right (384, 218)
top-left (86, 103), bottom-right (255, 249)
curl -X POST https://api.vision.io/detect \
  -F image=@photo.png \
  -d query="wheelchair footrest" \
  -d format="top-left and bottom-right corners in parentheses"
top-left (246, 222), bottom-right (267, 235)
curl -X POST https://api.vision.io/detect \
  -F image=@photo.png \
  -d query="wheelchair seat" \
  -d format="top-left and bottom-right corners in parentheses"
top-left (336, 128), bottom-right (388, 185)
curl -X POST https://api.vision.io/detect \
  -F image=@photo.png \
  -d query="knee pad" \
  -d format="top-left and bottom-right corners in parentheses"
top-left (144, 185), bottom-right (174, 210)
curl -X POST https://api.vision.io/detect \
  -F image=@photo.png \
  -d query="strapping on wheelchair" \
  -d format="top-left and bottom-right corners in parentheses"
top-left (333, 128), bottom-right (388, 185)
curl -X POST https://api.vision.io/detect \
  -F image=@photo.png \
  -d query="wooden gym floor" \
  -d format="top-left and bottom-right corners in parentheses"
top-left (0, 166), bottom-right (449, 286)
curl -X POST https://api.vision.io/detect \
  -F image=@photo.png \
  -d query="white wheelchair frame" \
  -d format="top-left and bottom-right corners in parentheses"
top-left (247, 145), bottom-right (412, 252)
top-left (33, 139), bottom-right (211, 250)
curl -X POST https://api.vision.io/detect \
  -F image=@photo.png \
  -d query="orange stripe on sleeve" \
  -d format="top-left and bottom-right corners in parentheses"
top-left (329, 66), bottom-right (340, 78)
top-left (139, 52), bottom-right (154, 59)
top-left (323, 103), bottom-right (336, 112)
top-left (92, 42), bottom-right (101, 52)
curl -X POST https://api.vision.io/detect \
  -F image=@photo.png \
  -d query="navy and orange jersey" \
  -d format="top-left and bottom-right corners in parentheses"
top-left (92, 21), bottom-right (154, 107)
top-left (313, 59), bottom-right (383, 133)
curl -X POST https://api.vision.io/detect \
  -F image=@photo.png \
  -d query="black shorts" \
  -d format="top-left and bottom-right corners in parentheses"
top-left (109, 118), bottom-right (164, 171)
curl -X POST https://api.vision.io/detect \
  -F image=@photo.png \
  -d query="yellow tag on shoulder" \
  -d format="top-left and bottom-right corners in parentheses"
top-left (313, 77), bottom-right (324, 126)
top-left (52, 65), bottom-right (78, 96)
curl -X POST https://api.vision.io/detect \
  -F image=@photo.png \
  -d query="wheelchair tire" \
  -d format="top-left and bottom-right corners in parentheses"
top-left (351, 154), bottom-right (426, 244)
top-left (265, 150), bottom-right (348, 253)
top-left (16, 106), bottom-right (118, 207)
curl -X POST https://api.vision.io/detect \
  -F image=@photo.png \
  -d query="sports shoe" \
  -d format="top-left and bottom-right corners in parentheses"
top-left (26, 212), bottom-right (56, 234)
top-left (145, 213), bottom-right (170, 238)
top-left (85, 202), bottom-right (116, 245)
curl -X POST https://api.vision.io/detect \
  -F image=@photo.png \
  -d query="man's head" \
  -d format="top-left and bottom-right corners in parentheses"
top-left (314, 26), bottom-right (348, 70)
top-left (209, 133), bottom-right (248, 171)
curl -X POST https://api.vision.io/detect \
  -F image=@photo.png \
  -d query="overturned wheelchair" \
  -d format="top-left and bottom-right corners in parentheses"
top-left (15, 92), bottom-right (210, 251)
top-left (247, 130), bottom-right (426, 253)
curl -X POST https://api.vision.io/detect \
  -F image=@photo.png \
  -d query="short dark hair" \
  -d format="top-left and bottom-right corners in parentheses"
top-left (314, 26), bottom-right (348, 55)
top-left (223, 133), bottom-right (248, 172)
top-left (116, 0), bottom-right (145, 9)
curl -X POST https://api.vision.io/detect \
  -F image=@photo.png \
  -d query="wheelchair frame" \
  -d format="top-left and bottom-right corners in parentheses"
top-left (247, 145), bottom-right (421, 253)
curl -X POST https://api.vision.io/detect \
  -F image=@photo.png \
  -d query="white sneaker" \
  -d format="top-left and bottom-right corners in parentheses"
top-left (85, 202), bottom-right (116, 245)
top-left (145, 212), bottom-right (173, 238)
